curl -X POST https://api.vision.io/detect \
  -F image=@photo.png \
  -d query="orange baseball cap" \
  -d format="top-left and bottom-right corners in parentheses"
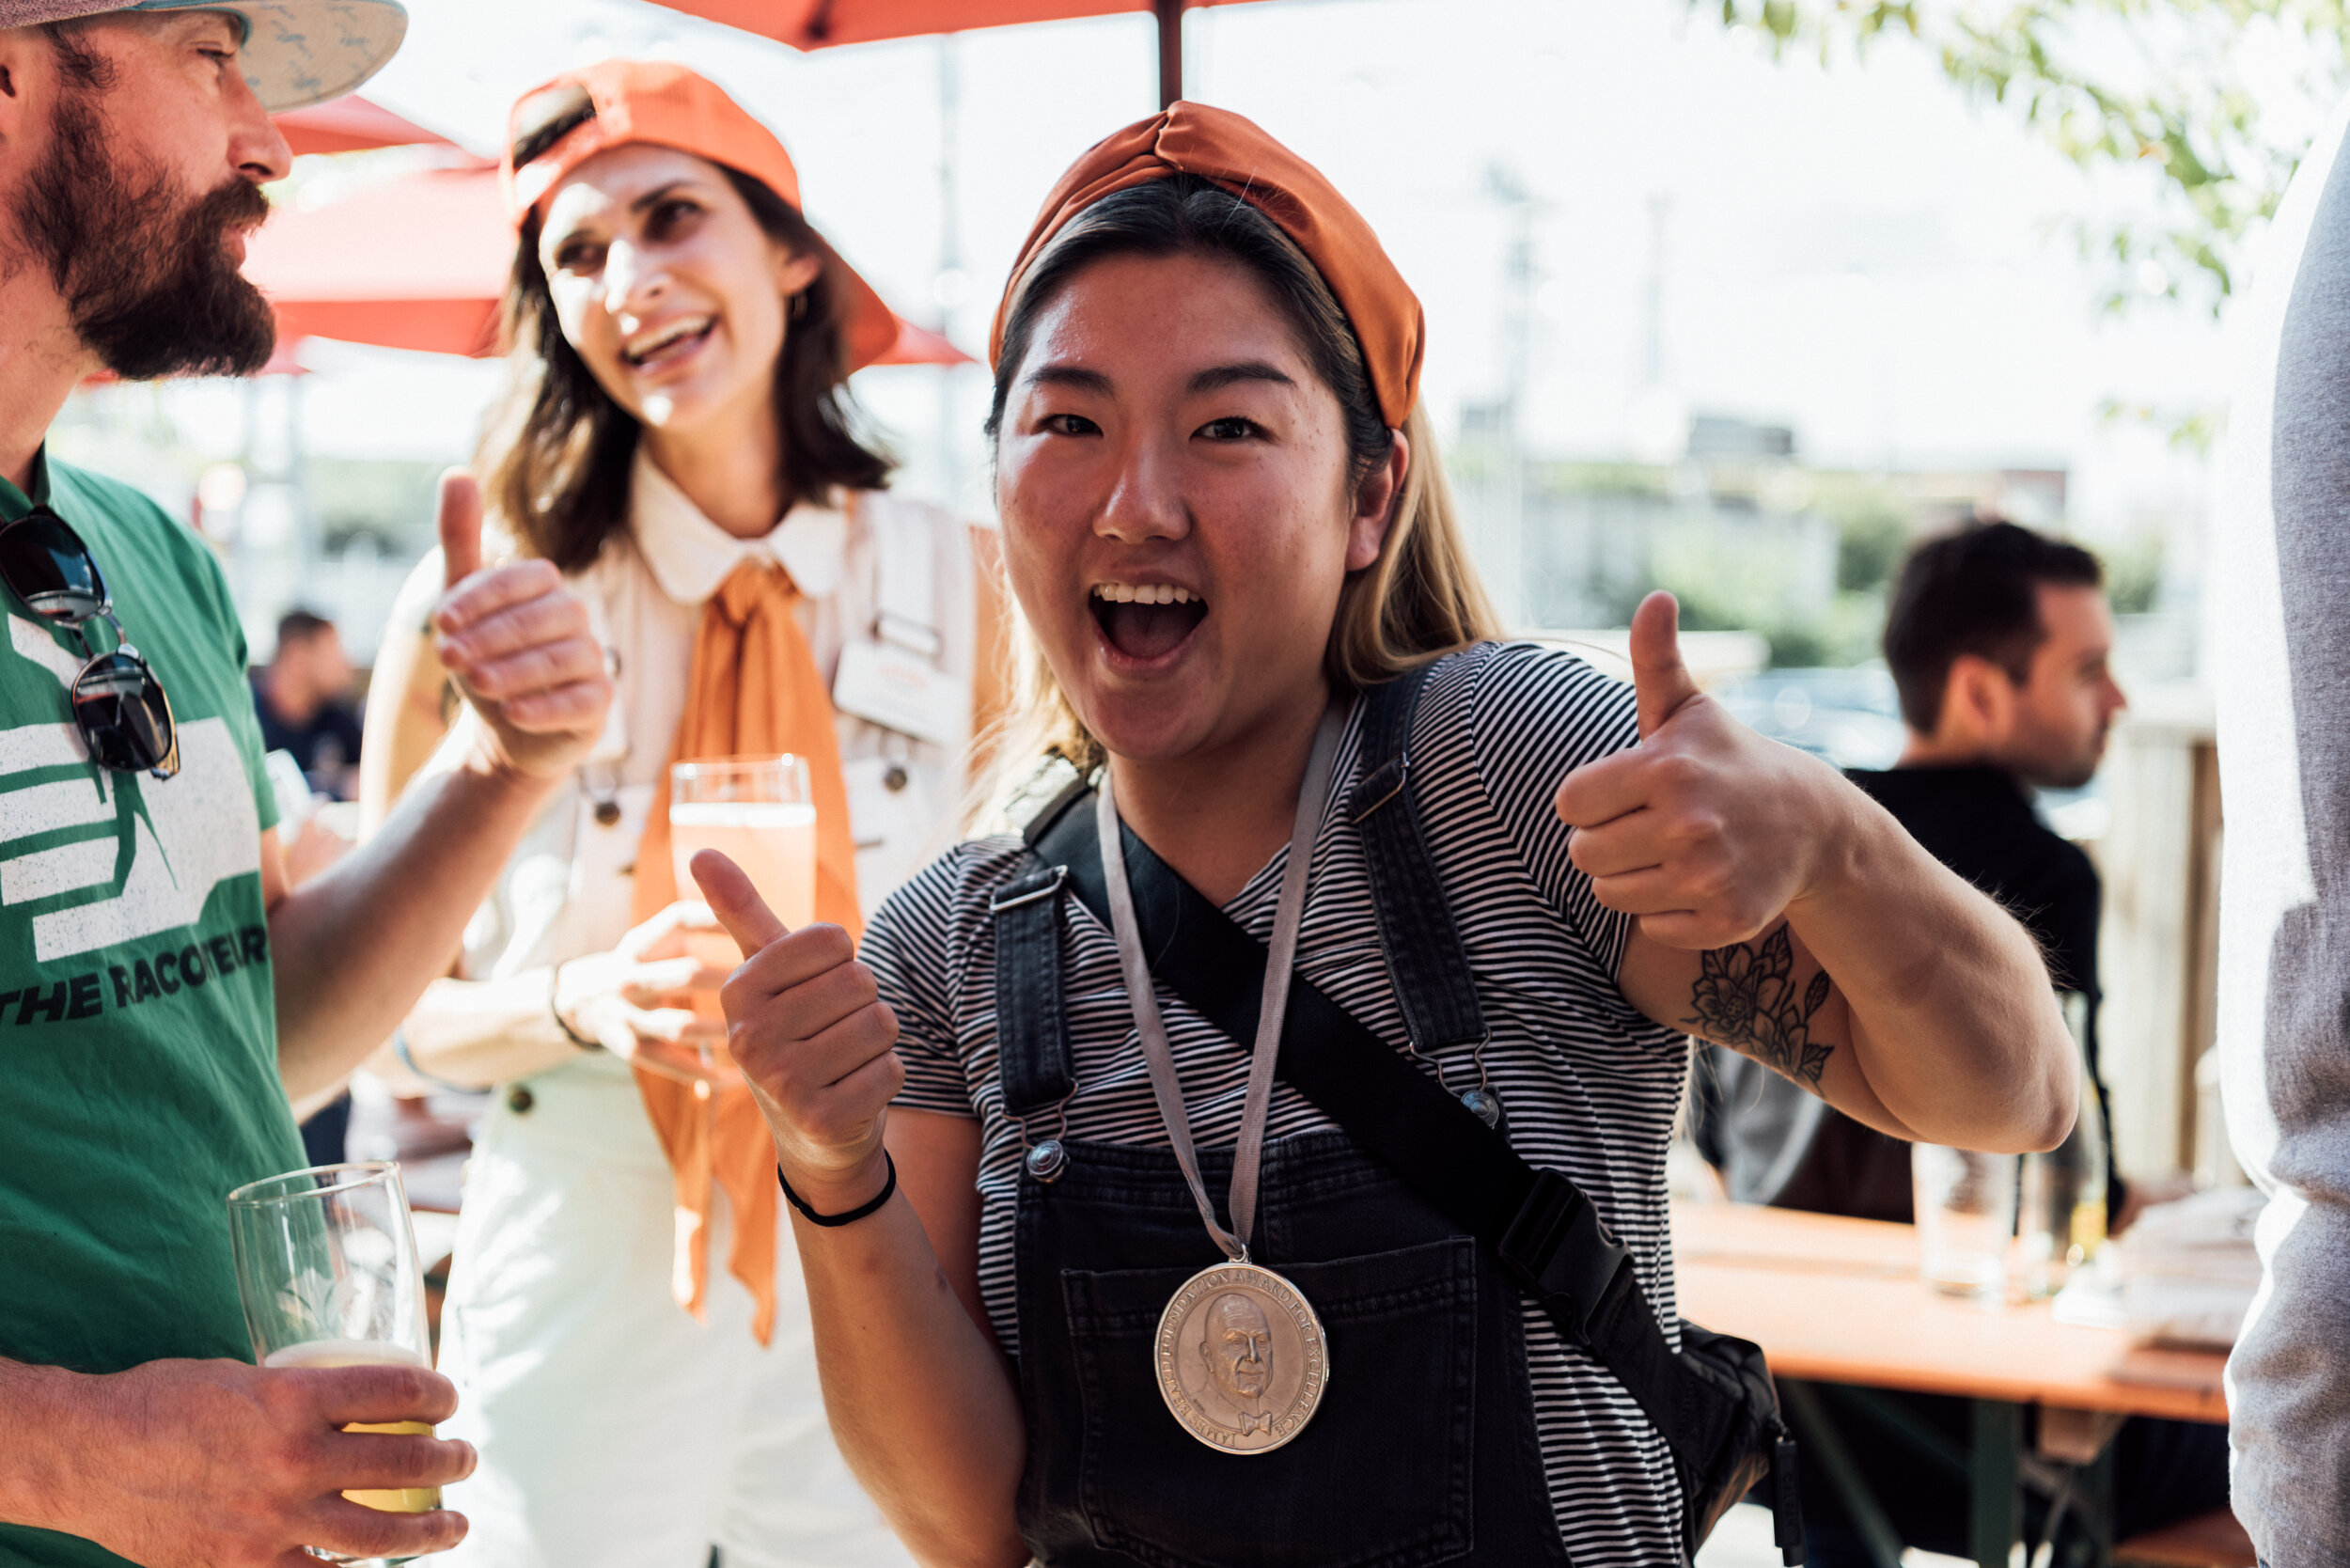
top-left (992, 102), bottom-right (1425, 428)
top-left (502, 59), bottom-right (901, 375)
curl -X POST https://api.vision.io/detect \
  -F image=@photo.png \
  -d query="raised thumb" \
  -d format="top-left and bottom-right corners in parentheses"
top-left (691, 849), bottom-right (791, 961)
top-left (1629, 589), bottom-right (1701, 740)
top-left (437, 468), bottom-right (484, 590)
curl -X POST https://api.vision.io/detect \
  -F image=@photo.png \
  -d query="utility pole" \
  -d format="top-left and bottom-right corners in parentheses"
top-left (1483, 163), bottom-right (1537, 631)
top-left (1626, 191), bottom-right (1686, 468)
top-left (1643, 193), bottom-right (1671, 390)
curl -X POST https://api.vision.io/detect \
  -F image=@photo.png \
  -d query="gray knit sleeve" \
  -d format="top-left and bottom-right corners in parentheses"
top-left (2216, 86), bottom-right (2350, 1568)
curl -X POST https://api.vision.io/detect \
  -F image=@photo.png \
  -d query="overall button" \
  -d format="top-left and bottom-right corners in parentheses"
top-left (508, 1085), bottom-right (536, 1115)
top-left (1458, 1086), bottom-right (1503, 1128)
top-left (1025, 1139), bottom-right (1067, 1182)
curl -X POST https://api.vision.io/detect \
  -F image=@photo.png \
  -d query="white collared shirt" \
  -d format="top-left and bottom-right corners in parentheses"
top-left (627, 451), bottom-right (851, 605)
top-left (436, 448), bottom-right (982, 988)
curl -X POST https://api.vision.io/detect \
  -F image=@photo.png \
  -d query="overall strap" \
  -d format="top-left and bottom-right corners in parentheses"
top-left (1349, 667), bottom-right (1487, 1053)
top-left (990, 825), bottom-right (1078, 1119)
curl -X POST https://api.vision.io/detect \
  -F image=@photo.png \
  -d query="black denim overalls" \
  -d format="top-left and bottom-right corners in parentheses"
top-left (988, 690), bottom-right (1574, 1568)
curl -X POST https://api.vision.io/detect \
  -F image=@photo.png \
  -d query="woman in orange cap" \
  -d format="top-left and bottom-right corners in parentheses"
top-left (359, 60), bottom-right (998, 1568)
top-left (693, 103), bottom-right (2074, 1567)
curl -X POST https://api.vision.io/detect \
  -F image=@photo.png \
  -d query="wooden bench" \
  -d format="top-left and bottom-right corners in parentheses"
top-left (2115, 1507), bottom-right (2256, 1567)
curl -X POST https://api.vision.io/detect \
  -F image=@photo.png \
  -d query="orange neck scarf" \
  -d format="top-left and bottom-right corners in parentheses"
top-left (630, 557), bottom-right (861, 1344)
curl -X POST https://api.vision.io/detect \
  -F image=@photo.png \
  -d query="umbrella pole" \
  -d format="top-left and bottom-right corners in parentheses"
top-left (1156, 0), bottom-right (1183, 107)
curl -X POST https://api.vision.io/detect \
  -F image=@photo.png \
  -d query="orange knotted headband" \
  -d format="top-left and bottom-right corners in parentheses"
top-left (988, 102), bottom-right (1426, 429)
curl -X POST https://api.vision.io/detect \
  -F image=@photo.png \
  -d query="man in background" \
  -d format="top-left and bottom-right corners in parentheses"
top-left (1703, 520), bottom-right (2124, 1221)
top-left (1699, 519), bottom-right (2226, 1562)
top-left (253, 606), bottom-right (364, 799)
top-left (0, 8), bottom-right (613, 1568)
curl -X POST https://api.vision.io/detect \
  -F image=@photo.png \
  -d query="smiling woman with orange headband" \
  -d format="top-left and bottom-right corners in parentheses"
top-left (695, 103), bottom-right (2074, 1567)
top-left (359, 60), bottom-right (1000, 1568)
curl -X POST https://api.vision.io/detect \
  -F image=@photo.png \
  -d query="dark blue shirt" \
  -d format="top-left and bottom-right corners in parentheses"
top-left (249, 675), bottom-right (363, 799)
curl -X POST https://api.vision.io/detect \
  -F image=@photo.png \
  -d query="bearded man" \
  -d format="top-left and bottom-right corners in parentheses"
top-left (0, 9), bottom-right (615, 1568)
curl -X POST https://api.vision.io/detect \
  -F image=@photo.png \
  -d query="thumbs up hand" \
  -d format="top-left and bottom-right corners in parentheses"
top-left (695, 849), bottom-right (902, 1217)
top-left (1625, 587), bottom-right (1704, 740)
top-left (1553, 591), bottom-right (1843, 950)
top-left (428, 469), bottom-right (613, 784)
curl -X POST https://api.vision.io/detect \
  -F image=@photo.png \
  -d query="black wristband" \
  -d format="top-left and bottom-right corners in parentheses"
top-left (778, 1152), bottom-right (897, 1228)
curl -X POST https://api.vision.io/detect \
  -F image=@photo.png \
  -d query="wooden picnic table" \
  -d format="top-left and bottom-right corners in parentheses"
top-left (1670, 1200), bottom-right (2231, 1568)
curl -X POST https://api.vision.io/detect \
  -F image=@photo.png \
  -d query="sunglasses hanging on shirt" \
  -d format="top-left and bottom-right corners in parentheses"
top-left (0, 505), bottom-right (180, 779)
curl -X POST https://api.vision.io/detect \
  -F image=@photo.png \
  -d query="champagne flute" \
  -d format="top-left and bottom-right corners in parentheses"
top-left (227, 1161), bottom-right (437, 1563)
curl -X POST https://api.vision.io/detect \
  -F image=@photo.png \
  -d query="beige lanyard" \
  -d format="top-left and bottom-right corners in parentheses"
top-left (1094, 702), bottom-right (1346, 1263)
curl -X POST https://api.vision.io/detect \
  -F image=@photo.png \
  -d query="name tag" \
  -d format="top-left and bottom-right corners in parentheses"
top-left (832, 638), bottom-right (968, 749)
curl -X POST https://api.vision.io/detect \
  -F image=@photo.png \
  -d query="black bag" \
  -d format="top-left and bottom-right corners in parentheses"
top-left (997, 665), bottom-right (1803, 1564)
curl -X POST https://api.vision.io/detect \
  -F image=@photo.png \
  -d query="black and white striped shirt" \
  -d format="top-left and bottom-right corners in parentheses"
top-left (870, 641), bottom-right (1690, 1563)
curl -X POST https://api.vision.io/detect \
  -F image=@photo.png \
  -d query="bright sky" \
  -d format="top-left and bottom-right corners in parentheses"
top-left (254, 0), bottom-right (2231, 541)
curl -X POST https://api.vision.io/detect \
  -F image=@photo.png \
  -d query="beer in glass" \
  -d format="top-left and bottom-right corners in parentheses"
top-left (669, 754), bottom-right (817, 927)
top-left (227, 1161), bottom-right (438, 1560)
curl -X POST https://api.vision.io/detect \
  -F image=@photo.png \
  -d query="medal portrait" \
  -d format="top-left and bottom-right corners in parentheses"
top-left (1155, 1265), bottom-right (1328, 1454)
top-left (1198, 1293), bottom-right (1277, 1435)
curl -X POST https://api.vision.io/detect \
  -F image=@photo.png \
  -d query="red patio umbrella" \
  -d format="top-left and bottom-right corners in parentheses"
top-left (644, 0), bottom-right (1274, 108)
top-left (243, 165), bottom-right (971, 365)
top-left (274, 96), bottom-right (464, 156)
top-left (248, 166), bottom-right (509, 356)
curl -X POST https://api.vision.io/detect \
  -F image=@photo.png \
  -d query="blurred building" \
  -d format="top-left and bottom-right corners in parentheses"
top-left (1450, 402), bottom-right (2202, 686)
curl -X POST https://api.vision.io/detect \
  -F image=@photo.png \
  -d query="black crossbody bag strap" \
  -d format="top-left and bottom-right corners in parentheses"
top-left (1002, 672), bottom-right (1801, 1564)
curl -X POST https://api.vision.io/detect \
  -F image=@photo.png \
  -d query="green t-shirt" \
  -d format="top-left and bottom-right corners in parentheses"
top-left (0, 453), bottom-right (301, 1568)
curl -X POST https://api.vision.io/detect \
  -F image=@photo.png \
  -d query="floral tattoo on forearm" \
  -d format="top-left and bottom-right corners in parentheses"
top-left (1683, 924), bottom-right (1835, 1090)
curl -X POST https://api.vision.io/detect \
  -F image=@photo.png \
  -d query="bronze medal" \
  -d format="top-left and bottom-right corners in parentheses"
top-left (1155, 1259), bottom-right (1328, 1453)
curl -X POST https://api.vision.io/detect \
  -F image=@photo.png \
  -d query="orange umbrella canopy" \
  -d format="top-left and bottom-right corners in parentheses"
top-left (274, 96), bottom-right (459, 156)
top-left (247, 166), bottom-right (510, 356)
top-left (652, 0), bottom-right (1258, 46)
top-left (645, 0), bottom-right (1273, 104)
top-left (243, 165), bottom-right (971, 366)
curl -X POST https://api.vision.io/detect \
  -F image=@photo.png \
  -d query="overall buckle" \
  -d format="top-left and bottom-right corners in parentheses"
top-left (1496, 1168), bottom-right (1633, 1343)
top-left (989, 865), bottom-right (1067, 914)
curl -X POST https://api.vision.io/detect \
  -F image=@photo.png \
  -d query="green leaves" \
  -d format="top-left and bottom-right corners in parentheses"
top-left (1702, 0), bottom-right (2350, 317)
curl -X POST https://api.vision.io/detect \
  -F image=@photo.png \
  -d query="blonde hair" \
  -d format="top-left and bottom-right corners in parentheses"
top-left (975, 177), bottom-right (1500, 818)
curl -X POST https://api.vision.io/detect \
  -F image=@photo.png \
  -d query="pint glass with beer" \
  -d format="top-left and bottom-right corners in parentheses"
top-left (669, 754), bottom-right (817, 928)
top-left (666, 755), bottom-right (818, 1079)
top-left (227, 1161), bottom-right (438, 1561)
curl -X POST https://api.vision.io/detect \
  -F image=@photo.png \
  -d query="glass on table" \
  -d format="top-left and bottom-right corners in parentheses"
top-left (226, 1161), bottom-right (437, 1562)
top-left (1912, 1143), bottom-right (2017, 1303)
top-left (2017, 991), bottom-right (2111, 1299)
